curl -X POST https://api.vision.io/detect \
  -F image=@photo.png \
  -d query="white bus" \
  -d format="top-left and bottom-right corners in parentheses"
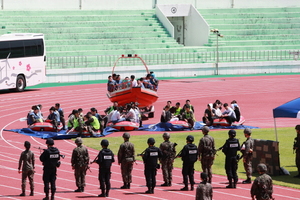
top-left (0, 33), bottom-right (46, 91)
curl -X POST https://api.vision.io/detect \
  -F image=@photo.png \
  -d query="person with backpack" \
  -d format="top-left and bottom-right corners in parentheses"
top-left (40, 138), bottom-right (61, 200)
top-left (177, 135), bottom-right (198, 191)
top-left (95, 139), bottom-right (115, 197)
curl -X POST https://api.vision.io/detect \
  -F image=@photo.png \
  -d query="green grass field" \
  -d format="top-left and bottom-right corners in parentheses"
top-left (81, 127), bottom-right (300, 189)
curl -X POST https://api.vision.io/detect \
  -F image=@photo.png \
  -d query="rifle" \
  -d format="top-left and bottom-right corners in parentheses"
top-left (34, 147), bottom-right (65, 159)
top-left (175, 149), bottom-right (183, 158)
top-left (137, 149), bottom-right (146, 157)
top-left (90, 155), bottom-right (99, 164)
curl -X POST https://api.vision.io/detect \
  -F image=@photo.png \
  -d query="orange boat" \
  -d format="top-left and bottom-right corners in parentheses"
top-left (107, 54), bottom-right (158, 118)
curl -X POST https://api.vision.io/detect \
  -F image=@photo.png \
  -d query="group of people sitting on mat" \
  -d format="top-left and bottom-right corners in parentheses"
top-left (202, 100), bottom-right (241, 126)
top-left (160, 99), bottom-right (241, 128)
top-left (160, 100), bottom-right (196, 130)
top-left (107, 72), bottom-right (159, 92)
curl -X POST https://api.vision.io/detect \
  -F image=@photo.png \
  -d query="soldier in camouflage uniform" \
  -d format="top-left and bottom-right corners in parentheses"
top-left (195, 172), bottom-right (213, 200)
top-left (293, 125), bottom-right (300, 178)
top-left (18, 141), bottom-right (35, 196)
top-left (71, 137), bottom-right (89, 192)
top-left (198, 126), bottom-right (215, 183)
top-left (241, 128), bottom-right (254, 184)
top-left (159, 132), bottom-right (176, 186)
top-left (118, 132), bottom-right (135, 189)
top-left (251, 163), bottom-right (273, 200)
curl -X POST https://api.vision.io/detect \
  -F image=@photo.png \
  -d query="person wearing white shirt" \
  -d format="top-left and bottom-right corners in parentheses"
top-left (111, 107), bottom-right (125, 124)
top-left (221, 103), bottom-right (237, 125)
top-left (130, 75), bottom-right (137, 87)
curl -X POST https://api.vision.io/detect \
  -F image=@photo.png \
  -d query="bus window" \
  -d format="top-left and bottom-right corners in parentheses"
top-left (10, 40), bottom-right (24, 58)
top-left (0, 41), bottom-right (10, 59)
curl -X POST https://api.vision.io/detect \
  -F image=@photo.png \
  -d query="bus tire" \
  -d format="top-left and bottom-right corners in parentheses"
top-left (15, 75), bottom-right (26, 92)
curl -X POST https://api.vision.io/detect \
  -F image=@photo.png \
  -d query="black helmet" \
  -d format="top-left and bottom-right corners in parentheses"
top-left (24, 141), bottom-right (31, 149)
top-left (295, 125), bottom-right (300, 130)
top-left (186, 135), bottom-right (194, 142)
top-left (101, 139), bottom-right (109, 147)
top-left (46, 138), bottom-right (54, 145)
top-left (257, 163), bottom-right (267, 172)
top-left (228, 130), bottom-right (236, 138)
top-left (147, 137), bottom-right (155, 145)
top-left (123, 132), bottom-right (130, 139)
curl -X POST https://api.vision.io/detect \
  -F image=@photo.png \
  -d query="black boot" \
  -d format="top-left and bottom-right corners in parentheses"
top-left (127, 183), bottom-right (130, 189)
top-left (120, 183), bottom-right (128, 189)
top-left (145, 187), bottom-right (152, 194)
top-left (161, 182), bottom-right (169, 186)
top-left (191, 184), bottom-right (194, 191)
top-left (180, 185), bottom-right (188, 191)
top-left (242, 178), bottom-right (251, 184)
top-left (74, 188), bottom-right (82, 192)
top-left (226, 180), bottom-right (233, 188)
top-left (106, 190), bottom-right (109, 197)
top-left (30, 190), bottom-right (34, 196)
top-left (98, 189), bottom-right (106, 197)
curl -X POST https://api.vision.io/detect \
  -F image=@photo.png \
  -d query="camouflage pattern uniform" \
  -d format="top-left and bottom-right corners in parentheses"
top-left (195, 182), bottom-right (213, 200)
top-left (198, 128), bottom-right (215, 183)
top-left (159, 136), bottom-right (176, 186)
top-left (18, 143), bottom-right (35, 196)
top-left (241, 136), bottom-right (254, 181)
top-left (118, 133), bottom-right (135, 189)
top-left (71, 138), bottom-right (89, 192)
top-left (294, 125), bottom-right (300, 177)
top-left (251, 173), bottom-right (273, 200)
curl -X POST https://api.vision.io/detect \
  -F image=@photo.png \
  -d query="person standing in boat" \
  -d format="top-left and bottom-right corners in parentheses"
top-left (130, 75), bottom-right (137, 87)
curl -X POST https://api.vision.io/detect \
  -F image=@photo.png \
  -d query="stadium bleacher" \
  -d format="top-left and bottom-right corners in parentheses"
top-left (0, 7), bottom-right (300, 65)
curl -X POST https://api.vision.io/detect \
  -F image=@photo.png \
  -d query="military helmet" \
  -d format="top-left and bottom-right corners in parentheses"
top-left (123, 132), bottom-right (130, 139)
top-left (244, 128), bottom-right (252, 135)
top-left (257, 163), bottom-right (267, 172)
top-left (46, 138), bottom-right (54, 145)
top-left (228, 130), bottom-right (236, 137)
top-left (147, 137), bottom-right (155, 145)
top-left (75, 137), bottom-right (82, 144)
top-left (101, 139), bottom-right (109, 147)
top-left (163, 132), bottom-right (170, 139)
top-left (200, 172), bottom-right (208, 180)
top-left (202, 126), bottom-right (210, 133)
top-left (295, 125), bottom-right (300, 130)
top-left (24, 141), bottom-right (31, 149)
top-left (186, 135), bottom-right (194, 142)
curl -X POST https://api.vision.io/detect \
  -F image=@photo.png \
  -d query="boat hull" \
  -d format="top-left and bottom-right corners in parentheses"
top-left (107, 87), bottom-right (158, 108)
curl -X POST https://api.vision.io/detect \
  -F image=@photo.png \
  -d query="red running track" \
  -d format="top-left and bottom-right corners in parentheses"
top-left (1, 75), bottom-right (300, 200)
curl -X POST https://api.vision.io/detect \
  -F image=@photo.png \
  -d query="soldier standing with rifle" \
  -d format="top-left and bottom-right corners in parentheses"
top-left (159, 132), bottom-right (177, 186)
top-left (241, 128), bottom-right (254, 184)
top-left (71, 137), bottom-right (89, 192)
top-left (221, 129), bottom-right (240, 188)
top-left (95, 139), bottom-right (115, 197)
top-left (40, 138), bottom-right (61, 200)
top-left (118, 132), bottom-right (135, 189)
top-left (251, 163), bottom-right (273, 200)
top-left (141, 138), bottom-right (162, 194)
top-left (177, 135), bottom-right (198, 191)
top-left (18, 141), bottom-right (35, 196)
top-left (293, 125), bottom-right (300, 178)
top-left (198, 126), bottom-right (215, 184)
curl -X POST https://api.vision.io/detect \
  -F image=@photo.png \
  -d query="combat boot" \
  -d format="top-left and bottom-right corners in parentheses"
top-left (161, 182), bottom-right (169, 186)
top-left (98, 189), bottom-right (106, 197)
top-left (120, 184), bottom-right (128, 189)
top-left (180, 185), bottom-right (189, 191)
top-left (242, 178), bottom-right (251, 184)
top-left (127, 183), bottom-right (130, 189)
top-left (191, 184), bottom-right (194, 191)
top-left (105, 190), bottom-right (109, 197)
top-left (19, 192), bottom-right (25, 196)
top-left (30, 190), bottom-right (34, 196)
top-left (226, 180), bottom-right (233, 188)
top-left (74, 188), bottom-right (82, 192)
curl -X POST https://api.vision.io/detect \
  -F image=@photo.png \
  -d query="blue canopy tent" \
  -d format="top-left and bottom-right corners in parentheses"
top-left (273, 97), bottom-right (300, 141)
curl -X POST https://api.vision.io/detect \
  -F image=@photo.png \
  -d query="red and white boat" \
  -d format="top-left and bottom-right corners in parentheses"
top-left (107, 54), bottom-right (158, 119)
top-left (213, 116), bottom-right (246, 126)
top-left (107, 121), bottom-right (139, 131)
top-left (30, 121), bottom-right (63, 132)
top-left (169, 120), bottom-right (190, 129)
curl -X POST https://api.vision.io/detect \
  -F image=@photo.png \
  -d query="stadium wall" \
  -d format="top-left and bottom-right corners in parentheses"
top-left (1, 0), bottom-right (299, 10)
top-left (46, 60), bottom-right (300, 83)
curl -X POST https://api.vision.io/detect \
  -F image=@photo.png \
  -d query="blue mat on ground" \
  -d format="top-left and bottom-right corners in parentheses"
top-left (5, 122), bottom-right (259, 139)
top-left (4, 128), bottom-right (113, 139)
top-left (138, 121), bottom-right (259, 132)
